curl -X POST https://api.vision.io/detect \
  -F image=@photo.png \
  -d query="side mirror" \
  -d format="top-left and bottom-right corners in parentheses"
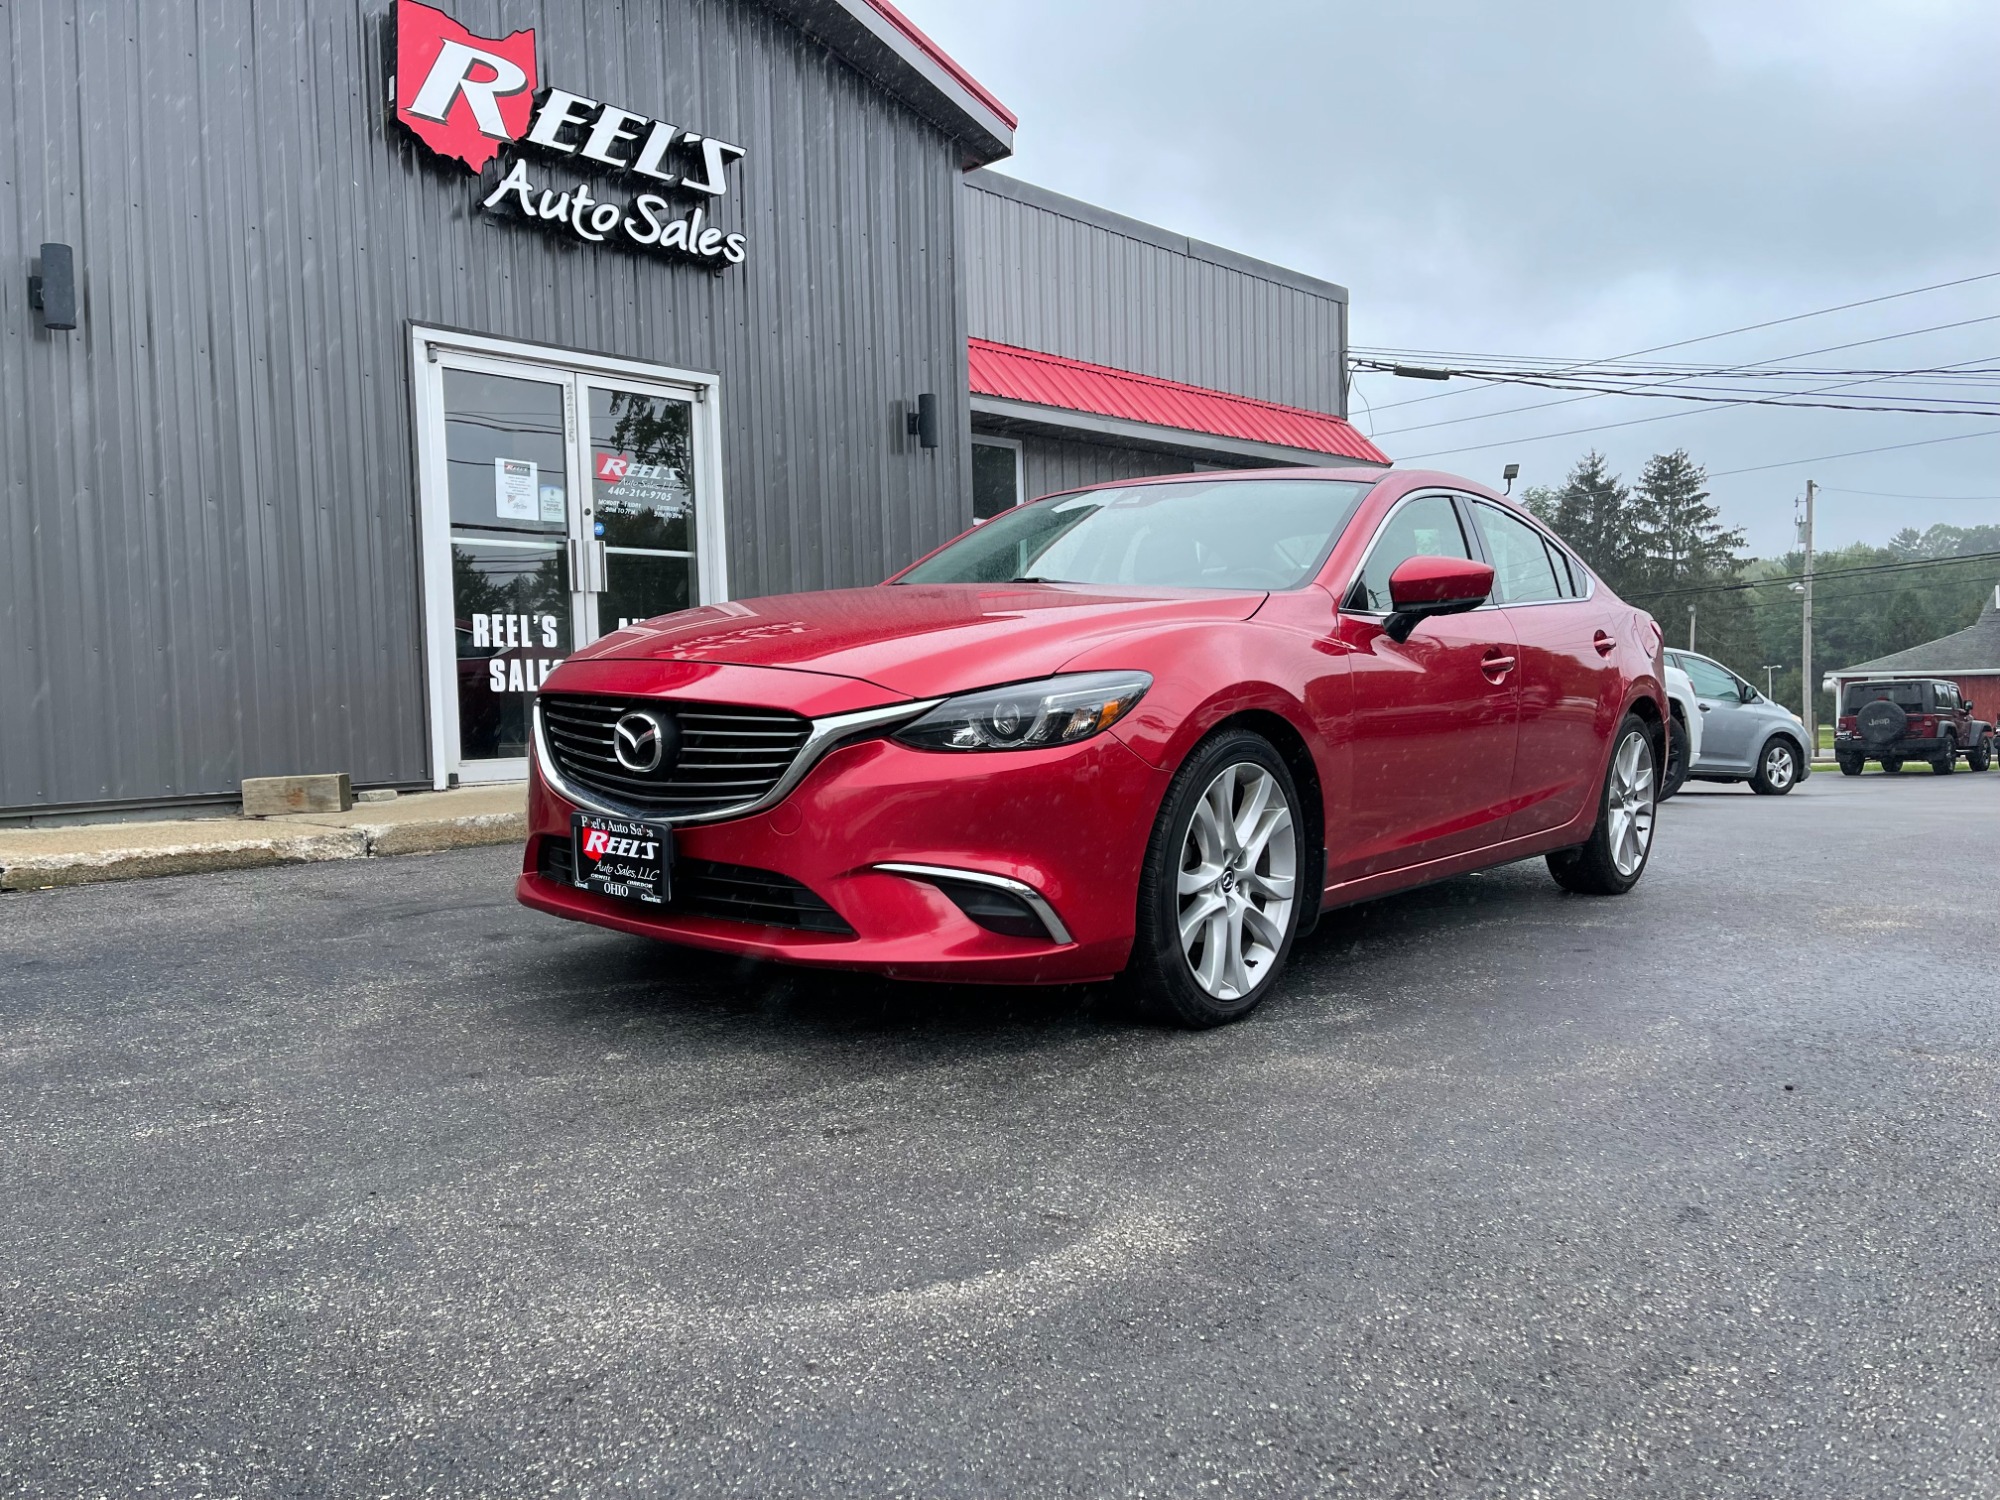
top-left (1384, 556), bottom-right (1495, 643)
top-left (1740, 683), bottom-right (1758, 704)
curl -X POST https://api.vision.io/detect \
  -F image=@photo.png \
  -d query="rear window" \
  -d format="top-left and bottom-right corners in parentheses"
top-left (1469, 501), bottom-right (1564, 604)
top-left (1844, 682), bottom-right (1926, 713)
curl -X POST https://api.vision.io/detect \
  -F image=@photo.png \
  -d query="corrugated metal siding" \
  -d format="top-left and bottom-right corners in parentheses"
top-left (961, 175), bottom-right (1347, 415)
top-left (0, 0), bottom-right (968, 813)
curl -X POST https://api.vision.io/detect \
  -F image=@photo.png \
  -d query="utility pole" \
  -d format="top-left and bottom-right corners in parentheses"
top-left (1801, 480), bottom-right (1816, 750)
top-left (1687, 602), bottom-right (1697, 652)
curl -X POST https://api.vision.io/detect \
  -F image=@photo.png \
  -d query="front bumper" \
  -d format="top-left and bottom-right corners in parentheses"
top-left (517, 724), bottom-right (1171, 984)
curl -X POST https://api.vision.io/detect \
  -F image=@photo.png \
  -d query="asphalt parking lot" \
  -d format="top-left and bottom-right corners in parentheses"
top-left (4, 770), bottom-right (1997, 1498)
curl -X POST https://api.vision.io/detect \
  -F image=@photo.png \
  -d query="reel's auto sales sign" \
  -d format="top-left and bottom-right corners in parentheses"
top-left (393, 0), bottom-right (748, 267)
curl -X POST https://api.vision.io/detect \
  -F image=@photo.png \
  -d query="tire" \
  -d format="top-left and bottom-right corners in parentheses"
top-left (1837, 752), bottom-right (1864, 777)
top-left (1933, 734), bottom-right (1957, 775)
top-left (1970, 736), bottom-right (1993, 772)
top-left (1882, 757), bottom-right (1903, 774)
top-left (1751, 737), bottom-right (1801, 795)
top-left (1121, 729), bottom-right (1307, 1028)
top-left (1660, 716), bottom-right (1691, 801)
top-left (1547, 714), bottom-right (1657, 896)
top-left (1857, 699), bottom-right (1908, 747)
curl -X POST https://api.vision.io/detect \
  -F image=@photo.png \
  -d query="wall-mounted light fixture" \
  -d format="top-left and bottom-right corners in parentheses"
top-left (28, 243), bottom-right (77, 331)
top-left (905, 392), bottom-right (939, 450)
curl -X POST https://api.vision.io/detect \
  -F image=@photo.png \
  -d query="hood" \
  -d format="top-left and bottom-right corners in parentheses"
top-left (574, 583), bottom-right (1266, 698)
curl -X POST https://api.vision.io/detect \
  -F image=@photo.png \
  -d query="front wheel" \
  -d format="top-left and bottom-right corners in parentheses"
top-left (1751, 737), bottom-right (1800, 795)
top-left (1970, 736), bottom-right (1993, 772)
top-left (1933, 734), bottom-right (1957, 774)
top-left (1122, 730), bottom-right (1307, 1028)
top-left (1548, 714), bottom-right (1657, 896)
top-left (1882, 757), bottom-right (1904, 774)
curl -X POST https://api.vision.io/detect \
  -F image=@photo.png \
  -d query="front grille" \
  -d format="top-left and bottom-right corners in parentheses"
top-left (537, 837), bottom-right (853, 935)
top-left (540, 694), bottom-right (812, 817)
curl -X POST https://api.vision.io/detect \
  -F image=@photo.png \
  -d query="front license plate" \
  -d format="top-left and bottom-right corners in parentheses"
top-left (572, 813), bottom-right (672, 906)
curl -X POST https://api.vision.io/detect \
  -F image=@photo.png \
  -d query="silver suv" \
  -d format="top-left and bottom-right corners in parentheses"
top-left (1664, 649), bottom-right (1814, 795)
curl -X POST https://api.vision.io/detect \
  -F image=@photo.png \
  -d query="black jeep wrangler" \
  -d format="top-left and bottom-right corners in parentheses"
top-left (1835, 679), bottom-right (1993, 775)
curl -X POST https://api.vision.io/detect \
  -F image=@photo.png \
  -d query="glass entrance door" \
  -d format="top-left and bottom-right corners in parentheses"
top-left (414, 335), bottom-right (723, 788)
top-left (440, 364), bottom-right (582, 774)
top-left (582, 379), bottom-right (702, 632)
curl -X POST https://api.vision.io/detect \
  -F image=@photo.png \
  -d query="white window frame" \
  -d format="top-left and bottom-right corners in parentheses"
top-left (410, 326), bottom-right (728, 789)
top-left (970, 434), bottom-right (1026, 519)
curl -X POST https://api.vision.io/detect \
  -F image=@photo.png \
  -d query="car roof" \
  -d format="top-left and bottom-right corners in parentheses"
top-left (1032, 466), bottom-right (1516, 508)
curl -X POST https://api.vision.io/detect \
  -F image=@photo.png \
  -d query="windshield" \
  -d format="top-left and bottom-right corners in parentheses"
top-left (898, 478), bottom-right (1375, 590)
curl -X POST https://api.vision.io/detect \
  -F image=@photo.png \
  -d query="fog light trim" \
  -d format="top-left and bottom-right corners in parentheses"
top-left (873, 863), bottom-right (1073, 944)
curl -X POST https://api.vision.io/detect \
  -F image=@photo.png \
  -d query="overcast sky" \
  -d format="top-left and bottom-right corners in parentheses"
top-left (900, 0), bottom-right (2000, 556)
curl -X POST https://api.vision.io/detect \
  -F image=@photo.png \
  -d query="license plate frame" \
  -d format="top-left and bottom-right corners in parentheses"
top-left (571, 813), bottom-right (673, 906)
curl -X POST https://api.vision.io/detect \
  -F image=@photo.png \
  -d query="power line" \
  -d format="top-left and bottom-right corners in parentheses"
top-left (1371, 318), bottom-right (2000, 444)
top-left (1398, 398), bottom-right (1995, 464)
top-left (1403, 406), bottom-right (2000, 471)
top-left (1360, 361), bottom-right (2000, 382)
top-left (1819, 485), bottom-right (2000, 501)
top-left (1355, 351), bottom-right (2000, 379)
top-left (1652, 576), bottom-right (1996, 627)
top-left (1620, 547), bottom-right (2000, 603)
top-left (1378, 378), bottom-right (2000, 423)
top-left (1352, 268), bottom-right (2000, 416)
top-left (1708, 428), bottom-right (2000, 478)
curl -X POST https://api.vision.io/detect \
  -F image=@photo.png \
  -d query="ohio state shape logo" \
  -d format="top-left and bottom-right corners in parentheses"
top-left (394, 0), bottom-right (537, 173)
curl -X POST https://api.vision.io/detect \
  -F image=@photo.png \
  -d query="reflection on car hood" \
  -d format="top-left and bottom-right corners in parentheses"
top-left (574, 583), bottom-right (1267, 698)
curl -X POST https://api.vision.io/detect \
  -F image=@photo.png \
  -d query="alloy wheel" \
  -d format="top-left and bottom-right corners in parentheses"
top-left (1763, 742), bottom-right (1796, 790)
top-left (1177, 763), bottom-right (1297, 1001)
top-left (1607, 731), bottom-right (1656, 878)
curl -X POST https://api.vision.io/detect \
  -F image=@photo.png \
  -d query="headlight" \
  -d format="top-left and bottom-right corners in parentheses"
top-left (894, 671), bottom-right (1152, 752)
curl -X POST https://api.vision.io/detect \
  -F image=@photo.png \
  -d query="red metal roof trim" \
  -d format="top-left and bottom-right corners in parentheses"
top-left (968, 339), bottom-right (1390, 465)
top-left (862, 0), bottom-right (1019, 129)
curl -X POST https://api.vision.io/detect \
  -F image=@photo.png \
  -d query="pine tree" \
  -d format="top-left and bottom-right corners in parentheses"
top-left (1519, 485), bottom-right (1560, 528)
top-left (1628, 449), bottom-right (1743, 593)
top-left (1541, 450), bottom-right (1635, 595)
top-left (1886, 527), bottom-right (1926, 561)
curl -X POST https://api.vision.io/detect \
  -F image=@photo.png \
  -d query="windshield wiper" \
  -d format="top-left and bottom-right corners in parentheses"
top-left (1010, 575), bottom-right (1070, 584)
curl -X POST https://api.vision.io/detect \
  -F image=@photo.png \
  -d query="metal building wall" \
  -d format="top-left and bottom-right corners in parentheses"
top-left (961, 171), bottom-right (1349, 415)
top-left (0, 0), bottom-right (969, 815)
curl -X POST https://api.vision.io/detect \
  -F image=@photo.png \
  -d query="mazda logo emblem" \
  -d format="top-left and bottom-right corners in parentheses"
top-left (612, 710), bottom-right (671, 774)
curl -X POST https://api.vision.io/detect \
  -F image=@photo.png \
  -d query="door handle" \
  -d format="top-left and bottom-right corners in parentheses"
top-left (569, 538), bottom-right (609, 592)
top-left (1481, 650), bottom-right (1517, 682)
top-left (1698, 702), bottom-right (1712, 711)
top-left (1593, 630), bottom-right (1616, 656)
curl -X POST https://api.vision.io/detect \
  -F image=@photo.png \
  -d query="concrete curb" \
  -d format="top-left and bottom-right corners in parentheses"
top-left (0, 813), bottom-right (526, 893)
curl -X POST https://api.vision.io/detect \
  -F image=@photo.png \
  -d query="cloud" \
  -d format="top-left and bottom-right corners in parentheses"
top-left (904, 0), bottom-right (2000, 555)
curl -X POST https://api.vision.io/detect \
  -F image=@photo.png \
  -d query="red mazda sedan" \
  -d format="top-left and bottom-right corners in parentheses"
top-left (517, 468), bottom-right (1666, 1026)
